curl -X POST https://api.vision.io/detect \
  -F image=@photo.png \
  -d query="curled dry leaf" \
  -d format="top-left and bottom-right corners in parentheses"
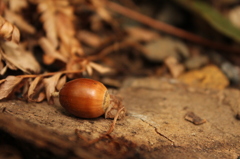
top-left (0, 15), bottom-right (20, 44)
top-left (43, 73), bottom-right (63, 103)
top-left (28, 76), bottom-right (43, 101)
top-left (36, 92), bottom-right (46, 102)
top-left (56, 75), bottom-right (66, 91)
top-left (0, 76), bottom-right (23, 100)
top-left (1, 42), bottom-right (41, 74)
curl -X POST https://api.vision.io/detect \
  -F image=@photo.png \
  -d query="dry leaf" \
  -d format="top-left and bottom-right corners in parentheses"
top-left (178, 65), bottom-right (229, 90)
top-left (43, 73), bottom-right (62, 102)
top-left (1, 42), bottom-right (41, 74)
top-left (56, 11), bottom-right (84, 56)
top-left (39, 37), bottom-right (67, 63)
top-left (42, 54), bottom-right (55, 65)
top-left (0, 66), bottom-right (7, 75)
top-left (0, 15), bottom-right (20, 43)
top-left (0, 76), bottom-right (23, 100)
top-left (185, 112), bottom-right (206, 125)
top-left (37, 0), bottom-right (84, 56)
top-left (37, 0), bottom-right (58, 48)
top-left (89, 62), bottom-right (114, 74)
top-left (56, 75), bottom-right (66, 91)
top-left (28, 76), bottom-right (43, 99)
top-left (36, 92), bottom-right (46, 102)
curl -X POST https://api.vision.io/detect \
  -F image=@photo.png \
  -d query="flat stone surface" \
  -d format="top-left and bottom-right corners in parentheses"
top-left (0, 77), bottom-right (239, 159)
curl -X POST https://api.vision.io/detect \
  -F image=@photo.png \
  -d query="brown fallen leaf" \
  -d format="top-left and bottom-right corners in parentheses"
top-left (39, 37), bottom-right (67, 63)
top-left (36, 92), bottom-right (46, 103)
top-left (0, 15), bottom-right (20, 44)
top-left (89, 62), bottom-right (114, 75)
top-left (56, 75), bottom-right (66, 91)
top-left (37, 0), bottom-right (84, 57)
top-left (1, 42), bottom-right (41, 74)
top-left (56, 11), bottom-right (84, 56)
top-left (178, 65), bottom-right (229, 90)
top-left (0, 76), bottom-right (23, 100)
top-left (37, 0), bottom-right (58, 48)
top-left (185, 112), bottom-right (206, 125)
top-left (43, 73), bottom-right (63, 103)
top-left (28, 76), bottom-right (43, 100)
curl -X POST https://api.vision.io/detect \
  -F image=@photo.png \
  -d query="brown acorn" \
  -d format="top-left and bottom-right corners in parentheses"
top-left (59, 78), bottom-right (125, 119)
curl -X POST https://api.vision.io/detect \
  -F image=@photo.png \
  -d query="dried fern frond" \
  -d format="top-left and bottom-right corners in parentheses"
top-left (37, 0), bottom-right (84, 59)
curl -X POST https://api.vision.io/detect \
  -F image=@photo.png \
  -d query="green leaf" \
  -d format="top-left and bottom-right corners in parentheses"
top-left (174, 0), bottom-right (240, 42)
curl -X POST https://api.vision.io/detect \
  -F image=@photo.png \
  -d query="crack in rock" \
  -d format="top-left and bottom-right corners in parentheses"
top-left (130, 113), bottom-right (175, 146)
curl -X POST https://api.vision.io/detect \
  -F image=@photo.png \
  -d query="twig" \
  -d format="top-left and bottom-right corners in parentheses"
top-left (106, 1), bottom-right (240, 54)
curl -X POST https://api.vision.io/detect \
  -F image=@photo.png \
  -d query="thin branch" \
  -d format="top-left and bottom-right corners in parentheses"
top-left (106, 1), bottom-right (240, 54)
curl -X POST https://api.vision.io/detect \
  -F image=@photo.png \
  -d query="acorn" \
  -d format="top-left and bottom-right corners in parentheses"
top-left (59, 78), bottom-right (125, 119)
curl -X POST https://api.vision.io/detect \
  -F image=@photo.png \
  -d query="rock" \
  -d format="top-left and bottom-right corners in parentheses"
top-left (221, 62), bottom-right (240, 84)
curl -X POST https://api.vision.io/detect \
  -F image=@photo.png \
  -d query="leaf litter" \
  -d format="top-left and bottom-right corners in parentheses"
top-left (0, 1), bottom-right (240, 158)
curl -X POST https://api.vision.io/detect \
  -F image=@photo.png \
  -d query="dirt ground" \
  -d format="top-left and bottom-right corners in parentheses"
top-left (0, 77), bottom-right (240, 159)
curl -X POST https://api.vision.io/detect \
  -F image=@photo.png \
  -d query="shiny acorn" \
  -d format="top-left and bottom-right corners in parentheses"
top-left (59, 78), bottom-right (125, 119)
